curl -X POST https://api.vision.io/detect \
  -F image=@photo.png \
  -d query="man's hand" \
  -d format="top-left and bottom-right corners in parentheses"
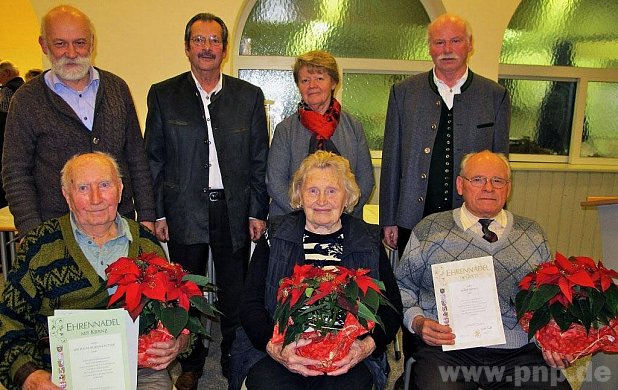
top-left (541, 349), bottom-right (574, 369)
top-left (383, 226), bottom-right (398, 249)
top-left (249, 219), bottom-right (266, 242)
top-left (140, 221), bottom-right (155, 233)
top-left (266, 339), bottom-right (323, 377)
top-left (22, 370), bottom-right (61, 390)
top-left (412, 316), bottom-right (455, 346)
top-left (154, 219), bottom-right (169, 242)
top-left (145, 333), bottom-right (190, 370)
top-left (327, 336), bottom-right (376, 376)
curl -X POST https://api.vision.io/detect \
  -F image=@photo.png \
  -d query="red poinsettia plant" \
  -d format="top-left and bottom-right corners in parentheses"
top-left (105, 253), bottom-right (218, 366)
top-left (271, 264), bottom-right (394, 372)
top-left (516, 252), bottom-right (618, 357)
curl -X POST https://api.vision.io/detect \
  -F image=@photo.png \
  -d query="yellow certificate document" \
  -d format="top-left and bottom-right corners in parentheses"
top-left (431, 256), bottom-right (506, 351)
top-left (48, 308), bottom-right (137, 389)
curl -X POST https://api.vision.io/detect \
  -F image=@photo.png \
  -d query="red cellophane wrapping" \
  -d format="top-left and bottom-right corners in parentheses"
top-left (274, 312), bottom-right (374, 373)
top-left (520, 313), bottom-right (618, 357)
top-left (137, 321), bottom-right (189, 367)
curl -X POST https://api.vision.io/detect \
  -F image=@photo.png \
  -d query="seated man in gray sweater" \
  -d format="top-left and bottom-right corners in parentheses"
top-left (396, 150), bottom-right (572, 389)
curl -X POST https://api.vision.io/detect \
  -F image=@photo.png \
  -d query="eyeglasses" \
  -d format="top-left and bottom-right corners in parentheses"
top-left (460, 176), bottom-right (510, 189)
top-left (190, 35), bottom-right (223, 47)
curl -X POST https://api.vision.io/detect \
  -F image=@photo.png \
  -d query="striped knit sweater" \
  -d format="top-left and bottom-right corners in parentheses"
top-left (0, 215), bottom-right (164, 390)
top-left (396, 208), bottom-right (551, 349)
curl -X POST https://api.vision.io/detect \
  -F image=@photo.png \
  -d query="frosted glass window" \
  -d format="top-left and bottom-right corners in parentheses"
top-left (499, 79), bottom-right (575, 156)
top-left (501, 0), bottom-right (618, 68)
top-left (581, 82), bottom-right (618, 158)
top-left (241, 0), bottom-right (430, 60)
top-left (343, 73), bottom-right (410, 150)
top-left (238, 69), bottom-right (299, 137)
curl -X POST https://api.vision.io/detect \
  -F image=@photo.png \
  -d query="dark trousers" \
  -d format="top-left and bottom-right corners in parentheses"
top-left (245, 355), bottom-right (373, 390)
top-left (168, 198), bottom-right (249, 375)
top-left (410, 337), bottom-right (572, 390)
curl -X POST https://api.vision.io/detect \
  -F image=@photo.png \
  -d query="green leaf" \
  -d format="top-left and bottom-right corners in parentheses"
top-left (528, 285), bottom-right (560, 311)
top-left (528, 305), bottom-right (551, 341)
top-left (159, 306), bottom-right (189, 337)
top-left (584, 287), bottom-right (605, 317)
top-left (604, 284), bottom-right (618, 317)
top-left (190, 295), bottom-right (219, 317)
top-left (182, 274), bottom-right (212, 287)
top-left (357, 301), bottom-right (379, 324)
top-left (185, 315), bottom-right (209, 336)
top-left (549, 302), bottom-right (575, 332)
top-left (571, 297), bottom-right (593, 331)
top-left (515, 290), bottom-right (532, 319)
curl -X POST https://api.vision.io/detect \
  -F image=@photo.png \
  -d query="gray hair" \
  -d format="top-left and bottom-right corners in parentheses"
top-left (460, 150), bottom-right (511, 179)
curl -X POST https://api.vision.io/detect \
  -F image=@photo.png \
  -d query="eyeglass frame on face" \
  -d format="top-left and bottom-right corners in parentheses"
top-left (460, 176), bottom-right (510, 189)
top-left (190, 35), bottom-right (222, 47)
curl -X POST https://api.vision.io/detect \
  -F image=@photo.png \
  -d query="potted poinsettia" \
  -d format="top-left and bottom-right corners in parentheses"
top-left (105, 252), bottom-right (218, 367)
top-left (271, 264), bottom-right (394, 372)
top-left (516, 252), bottom-right (618, 359)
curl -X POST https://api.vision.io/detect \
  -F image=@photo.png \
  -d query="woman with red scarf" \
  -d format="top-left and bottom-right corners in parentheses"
top-left (266, 51), bottom-right (374, 219)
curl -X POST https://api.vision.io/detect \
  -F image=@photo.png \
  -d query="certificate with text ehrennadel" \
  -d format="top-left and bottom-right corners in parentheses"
top-left (431, 256), bottom-right (506, 351)
top-left (48, 308), bottom-right (137, 389)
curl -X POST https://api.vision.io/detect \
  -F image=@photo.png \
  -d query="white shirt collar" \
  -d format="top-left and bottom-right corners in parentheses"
top-left (433, 67), bottom-right (468, 109)
top-left (459, 203), bottom-right (507, 231)
top-left (191, 71), bottom-right (223, 97)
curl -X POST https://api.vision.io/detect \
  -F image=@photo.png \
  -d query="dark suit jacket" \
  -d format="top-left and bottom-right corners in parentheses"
top-left (144, 72), bottom-right (269, 251)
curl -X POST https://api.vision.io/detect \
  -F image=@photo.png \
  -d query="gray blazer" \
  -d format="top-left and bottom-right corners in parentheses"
top-left (266, 110), bottom-right (375, 218)
top-left (380, 70), bottom-right (511, 230)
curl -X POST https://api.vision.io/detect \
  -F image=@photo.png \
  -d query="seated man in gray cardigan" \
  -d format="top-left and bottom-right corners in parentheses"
top-left (396, 150), bottom-right (572, 389)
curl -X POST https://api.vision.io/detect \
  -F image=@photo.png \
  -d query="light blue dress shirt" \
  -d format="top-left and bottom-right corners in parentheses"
top-left (44, 67), bottom-right (100, 130)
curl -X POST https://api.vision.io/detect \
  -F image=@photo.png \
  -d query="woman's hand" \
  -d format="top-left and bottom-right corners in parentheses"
top-left (266, 339), bottom-right (324, 377)
top-left (541, 349), bottom-right (575, 369)
top-left (327, 336), bottom-right (376, 376)
top-left (145, 333), bottom-right (190, 370)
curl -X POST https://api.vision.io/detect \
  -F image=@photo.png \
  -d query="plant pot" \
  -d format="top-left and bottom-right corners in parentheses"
top-left (520, 313), bottom-right (618, 357)
top-left (138, 322), bottom-right (173, 368)
top-left (295, 313), bottom-right (374, 372)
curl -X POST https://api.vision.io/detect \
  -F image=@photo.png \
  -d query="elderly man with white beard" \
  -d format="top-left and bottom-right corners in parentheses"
top-left (2, 5), bottom-right (155, 236)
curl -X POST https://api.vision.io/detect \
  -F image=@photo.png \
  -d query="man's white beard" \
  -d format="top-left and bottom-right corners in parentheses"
top-left (50, 53), bottom-right (92, 82)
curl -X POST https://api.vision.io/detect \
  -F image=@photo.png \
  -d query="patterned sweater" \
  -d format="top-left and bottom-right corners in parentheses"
top-left (0, 215), bottom-right (164, 390)
top-left (396, 208), bottom-right (550, 349)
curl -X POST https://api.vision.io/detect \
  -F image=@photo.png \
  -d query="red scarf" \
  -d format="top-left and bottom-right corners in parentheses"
top-left (298, 98), bottom-right (341, 141)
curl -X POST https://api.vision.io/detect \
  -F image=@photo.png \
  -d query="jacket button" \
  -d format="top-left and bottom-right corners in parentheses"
top-left (417, 197), bottom-right (424, 203)
top-left (420, 173), bottom-right (427, 179)
top-left (431, 123), bottom-right (437, 130)
top-left (202, 188), bottom-right (208, 193)
top-left (424, 147), bottom-right (431, 154)
top-left (435, 100), bottom-right (440, 106)
top-left (92, 137), bottom-right (100, 145)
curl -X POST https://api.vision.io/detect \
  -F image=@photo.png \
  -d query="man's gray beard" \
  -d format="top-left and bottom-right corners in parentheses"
top-left (50, 54), bottom-right (92, 81)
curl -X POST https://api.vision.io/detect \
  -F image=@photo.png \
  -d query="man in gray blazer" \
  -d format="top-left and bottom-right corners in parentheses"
top-left (144, 13), bottom-right (269, 390)
top-left (379, 14), bottom-right (511, 387)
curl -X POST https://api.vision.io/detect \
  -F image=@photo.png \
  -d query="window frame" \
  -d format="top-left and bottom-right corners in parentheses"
top-left (499, 64), bottom-right (618, 165)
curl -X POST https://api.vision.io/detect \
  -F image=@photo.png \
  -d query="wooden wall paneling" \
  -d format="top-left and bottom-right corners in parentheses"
top-left (570, 172), bottom-right (592, 255)
top-left (555, 171), bottom-right (577, 254)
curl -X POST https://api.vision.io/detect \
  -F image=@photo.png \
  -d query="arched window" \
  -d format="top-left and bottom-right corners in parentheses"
top-left (499, 0), bottom-right (618, 164)
top-left (234, 0), bottom-right (431, 151)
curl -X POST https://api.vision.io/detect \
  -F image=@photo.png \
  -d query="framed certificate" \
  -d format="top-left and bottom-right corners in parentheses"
top-left (431, 256), bottom-right (506, 351)
top-left (48, 308), bottom-right (138, 389)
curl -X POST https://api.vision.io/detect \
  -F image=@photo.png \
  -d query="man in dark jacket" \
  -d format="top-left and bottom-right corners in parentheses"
top-left (144, 12), bottom-right (269, 390)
